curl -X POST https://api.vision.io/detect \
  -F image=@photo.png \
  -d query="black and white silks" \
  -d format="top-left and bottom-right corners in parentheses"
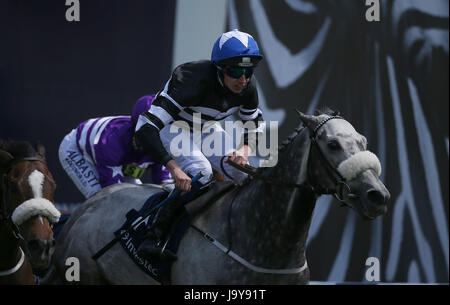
top-left (135, 60), bottom-right (265, 166)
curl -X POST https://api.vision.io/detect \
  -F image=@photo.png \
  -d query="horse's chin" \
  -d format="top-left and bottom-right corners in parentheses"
top-left (361, 207), bottom-right (386, 220)
top-left (348, 200), bottom-right (387, 220)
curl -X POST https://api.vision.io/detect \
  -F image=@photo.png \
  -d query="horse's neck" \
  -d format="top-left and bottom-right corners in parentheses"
top-left (229, 129), bottom-right (317, 267)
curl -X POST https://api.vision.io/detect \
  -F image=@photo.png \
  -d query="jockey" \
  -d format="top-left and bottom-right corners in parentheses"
top-left (135, 29), bottom-right (266, 260)
top-left (58, 95), bottom-right (172, 199)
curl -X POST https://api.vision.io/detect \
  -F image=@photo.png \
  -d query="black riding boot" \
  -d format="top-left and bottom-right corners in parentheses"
top-left (137, 197), bottom-right (184, 261)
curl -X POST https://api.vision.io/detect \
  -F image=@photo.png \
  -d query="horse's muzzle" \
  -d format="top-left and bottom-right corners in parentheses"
top-left (27, 238), bottom-right (56, 269)
top-left (363, 187), bottom-right (390, 218)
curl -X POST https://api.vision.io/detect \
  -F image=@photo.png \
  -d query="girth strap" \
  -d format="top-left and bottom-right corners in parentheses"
top-left (191, 225), bottom-right (308, 275)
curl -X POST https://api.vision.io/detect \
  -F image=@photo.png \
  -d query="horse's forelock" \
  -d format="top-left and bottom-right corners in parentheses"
top-left (314, 107), bottom-right (340, 117)
top-left (0, 140), bottom-right (38, 159)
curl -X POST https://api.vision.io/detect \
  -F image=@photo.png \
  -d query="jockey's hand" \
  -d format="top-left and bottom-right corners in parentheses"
top-left (166, 160), bottom-right (191, 193)
top-left (228, 145), bottom-right (251, 167)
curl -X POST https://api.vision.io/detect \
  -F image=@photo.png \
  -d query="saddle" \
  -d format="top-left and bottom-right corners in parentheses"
top-left (115, 180), bottom-right (235, 284)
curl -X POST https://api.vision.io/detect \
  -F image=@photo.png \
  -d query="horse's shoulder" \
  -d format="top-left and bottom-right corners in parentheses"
top-left (187, 181), bottom-right (236, 233)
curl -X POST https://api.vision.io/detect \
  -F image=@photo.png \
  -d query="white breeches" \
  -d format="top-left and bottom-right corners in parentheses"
top-left (58, 129), bottom-right (102, 199)
top-left (59, 130), bottom-right (143, 199)
top-left (159, 121), bottom-right (247, 185)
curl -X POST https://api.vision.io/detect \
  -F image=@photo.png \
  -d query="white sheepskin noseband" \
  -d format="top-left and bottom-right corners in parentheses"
top-left (337, 151), bottom-right (381, 181)
top-left (11, 198), bottom-right (61, 226)
top-left (9, 169), bottom-right (61, 226)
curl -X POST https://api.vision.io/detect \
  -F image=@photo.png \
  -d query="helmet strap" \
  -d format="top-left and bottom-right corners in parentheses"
top-left (216, 69), bottom-right (226, 88)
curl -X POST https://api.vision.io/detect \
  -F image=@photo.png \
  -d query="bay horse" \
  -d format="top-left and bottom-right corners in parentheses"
top-left (44, 109), bottom-right (389, 284)
top-left (0, 140), bottom-right (60, 284)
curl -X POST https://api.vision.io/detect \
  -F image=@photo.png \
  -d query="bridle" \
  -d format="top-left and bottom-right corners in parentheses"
top-left (0, 157), bottom-right (47, 241)
top-left (0, 156), bottom-right (47, 278)
top-left (308, 116), bottom-right (359, 204)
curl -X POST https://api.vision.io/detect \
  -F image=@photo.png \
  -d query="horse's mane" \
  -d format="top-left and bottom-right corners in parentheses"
top-left (0, 139), bottom-right (38, 159)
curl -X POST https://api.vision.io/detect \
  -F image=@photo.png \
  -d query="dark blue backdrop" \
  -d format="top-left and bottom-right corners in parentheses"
top-left (0, 0), bottom-right (176, 203)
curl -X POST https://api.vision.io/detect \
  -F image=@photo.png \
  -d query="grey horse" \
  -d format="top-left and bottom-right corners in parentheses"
top-left (43, 109), bottom-right (390, 284)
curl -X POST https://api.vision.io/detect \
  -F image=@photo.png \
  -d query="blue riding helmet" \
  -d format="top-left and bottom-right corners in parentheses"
top-left (211, 29), bottom-right (263, 68)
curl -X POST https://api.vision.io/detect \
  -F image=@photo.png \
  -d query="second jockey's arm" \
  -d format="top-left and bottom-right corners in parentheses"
top-left (165, 160), bottom-right (191, 193)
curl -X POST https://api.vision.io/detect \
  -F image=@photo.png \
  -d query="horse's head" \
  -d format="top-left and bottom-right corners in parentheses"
top-left (297, 109), bottom-right (390, 219)
top-left (0, 141), bottom-right (60, 269)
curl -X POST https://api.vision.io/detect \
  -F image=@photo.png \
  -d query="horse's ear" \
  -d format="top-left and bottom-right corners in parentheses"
top-left (314, 106), bottom-right (340, 116)
top-left (295, 109), bottom-right (320, 131)
top-left (0, 149), bottom-right (14, 173)
top-left (35, 142), bottom-right (47, 161)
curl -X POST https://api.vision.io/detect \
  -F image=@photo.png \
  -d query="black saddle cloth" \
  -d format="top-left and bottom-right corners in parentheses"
top-left (114, 191), bottom-right (190, 284)
top-left (115, 181), bottom-right (236, 284)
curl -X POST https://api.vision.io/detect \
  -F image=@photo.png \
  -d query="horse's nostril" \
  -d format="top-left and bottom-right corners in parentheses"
top-left (28, 239), bottom-right (41, 251)
top-left (367, 189), bottom-right (386, 204)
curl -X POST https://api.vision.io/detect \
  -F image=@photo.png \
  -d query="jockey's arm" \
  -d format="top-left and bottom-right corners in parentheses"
top-left (135, 123), bottom-right (191, 192)
top-left (231, 105), bottom-right (266, 167)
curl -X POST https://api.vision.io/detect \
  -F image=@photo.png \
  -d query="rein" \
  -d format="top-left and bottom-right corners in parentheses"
top-left (220, 156), bottom-right (314, 191)
top-left (219, 116), bottom-right (356, 201)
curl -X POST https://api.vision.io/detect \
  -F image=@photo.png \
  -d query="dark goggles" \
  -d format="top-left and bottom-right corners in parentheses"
top-left (220, 66), bottom-right (254, 79)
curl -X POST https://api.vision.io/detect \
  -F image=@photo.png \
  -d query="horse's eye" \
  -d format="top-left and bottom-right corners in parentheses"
top-left (327, 140), bottom-right (341, 150)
